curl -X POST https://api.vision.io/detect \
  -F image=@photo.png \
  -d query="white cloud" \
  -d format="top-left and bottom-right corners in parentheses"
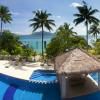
top-left (70, 2), bottom-right (82, 8)
top-left (56, 16), bottom-right (61, 19)
top-left (38, 8), bottom-right (42, 11)
top-left (11, 11), bottom-right (20, 16)
top-left (52, 15), bottom-right (62, 19)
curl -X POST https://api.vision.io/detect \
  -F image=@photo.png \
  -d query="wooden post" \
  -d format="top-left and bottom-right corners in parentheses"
top-left (61, 73), bottom-right (67, 99)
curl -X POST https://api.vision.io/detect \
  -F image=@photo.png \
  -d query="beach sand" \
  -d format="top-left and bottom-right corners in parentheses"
top-left (0, 60), bottom-right (53, 80)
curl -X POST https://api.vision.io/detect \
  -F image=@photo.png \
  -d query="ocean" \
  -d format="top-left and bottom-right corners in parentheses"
top-left (19, 31), bottom-right (54, 53)
top-left (19, 32), bottom-right (100, 53)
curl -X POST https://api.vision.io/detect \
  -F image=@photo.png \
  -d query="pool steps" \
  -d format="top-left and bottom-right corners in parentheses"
top-left (29, 79), bottom-right (58, 84)
top-left (29, 70), bottom-right (58, 84)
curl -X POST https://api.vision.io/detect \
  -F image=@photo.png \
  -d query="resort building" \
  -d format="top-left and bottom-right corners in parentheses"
top-left (55, 48), bottom-right (100, 99)
top-left (19, 31), bottom-right (54, 53)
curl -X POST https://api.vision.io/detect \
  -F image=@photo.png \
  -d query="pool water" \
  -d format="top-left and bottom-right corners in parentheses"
top-left (0, 71), bottom-right (100, 100)
top-left (90, 72), bottom-right (98, 83)
top-left (70, 91), bottom-right (100, 100)
top-left (30, 70), bottom-right (57, 82)
top-left (0, 72), bottom-right (61, 100)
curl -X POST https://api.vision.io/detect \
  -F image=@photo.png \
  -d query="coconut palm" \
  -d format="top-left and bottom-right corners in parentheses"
top-left (30, 10), bottom-right (55, 59)
top-left (89, 23), bottom-right (100, 40)
top-left (73, 1), bottom-right (99, 50)
top-left (59, 23), bottom-right (76, 36)
top-left (0, 5), bottom-right (12, 35)
top-left (57, 23), bottom-right (77, 49)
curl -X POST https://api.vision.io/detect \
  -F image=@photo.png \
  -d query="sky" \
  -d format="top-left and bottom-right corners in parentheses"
top-left (0, 0), bottom-right (100, 35)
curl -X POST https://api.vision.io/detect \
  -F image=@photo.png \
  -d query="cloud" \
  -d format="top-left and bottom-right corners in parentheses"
top-left (70, 2), bottom-right (82, 8)
top-left (53, 15), bottom-right (62, 19)
top-left (56, 16), bottom-right (61, 19)
top-left (11, 11), bottom-right (20, 16)
top-left (38, 8), bottom-right (42, 11)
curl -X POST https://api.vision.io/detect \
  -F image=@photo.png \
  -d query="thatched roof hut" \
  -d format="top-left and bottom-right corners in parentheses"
top-left (55, 48), bottom-right (100, 75)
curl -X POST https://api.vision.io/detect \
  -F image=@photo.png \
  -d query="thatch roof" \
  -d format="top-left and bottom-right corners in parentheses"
top-left (55, 48), bottom-right (100, 75)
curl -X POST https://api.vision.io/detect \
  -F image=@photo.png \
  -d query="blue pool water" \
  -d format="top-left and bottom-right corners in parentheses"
top-left (0, 72), bottom-right (61, 100)
top-left (0, 71), bottom-right (100, 100)
top-left (70, 91), bottom-right (100, 100)
top-left (90, 72), bottom-right (98, 83)
top-left (30, 70), bottom-right (57, 82)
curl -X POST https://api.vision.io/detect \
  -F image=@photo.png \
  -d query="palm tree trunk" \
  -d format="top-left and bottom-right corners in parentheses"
top-left (41, 25), bottom-right (44, 60)
top-left (96, 33), bottom-right (97, 41)
top-left (86, 23), bottom-right (89, 51)
top-left (0, 18), bottom-right (3, 36)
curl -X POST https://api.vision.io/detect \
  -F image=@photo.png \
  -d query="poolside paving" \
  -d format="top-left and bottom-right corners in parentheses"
top-left (0, 60), bottom-right (53, 80)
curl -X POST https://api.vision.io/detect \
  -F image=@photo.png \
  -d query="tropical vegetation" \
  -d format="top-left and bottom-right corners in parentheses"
top-left (91, 39), bottom-right (100, 55)
top-left (73, 1), bottom-right (99, 50)
top-left (0, 5), bottom-right (12, 35)
top-left (46, 23), bottom-right (88, 59)
top-left (0, 30), bottom-right (21, 55)
top-left (0, 3), bottom-right (100, 62)
top-left (0, 30), bottom-right (36, 61)
top-left (89, 23), bottom-right (100, 40)
top-left (30, 10), bottom-right (55, 59)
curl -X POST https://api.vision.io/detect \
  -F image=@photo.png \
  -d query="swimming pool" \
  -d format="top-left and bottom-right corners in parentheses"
top-left (29, 70), bottom-right (100, 100)
top-left (0, 71), bottom-right (100, 100)
top-left (70, 91), bottom-right (100, 100)
top-left (0, 72), bottom-right (61, 100)
top-left (30, 70), bottom-right (57, 83)
top-left (90, 72), bottom-right (98, 83)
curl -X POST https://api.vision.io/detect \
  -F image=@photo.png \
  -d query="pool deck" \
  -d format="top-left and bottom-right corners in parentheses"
top-left (0, 60), bottom-right (53, 80)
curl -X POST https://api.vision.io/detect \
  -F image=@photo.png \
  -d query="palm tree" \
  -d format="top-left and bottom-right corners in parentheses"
top-left (57, 23), bottom-right (77, 49)
top-left (0, 5), bottom-right (12, 35)
top-left (57, 23), bottom-right (76, 36)
top-left (73, 1), bottom-right (99, 50)
top-left (89, 23), bottom-right (100, 40)
top-left (30, 10), bottom-right (55, 59)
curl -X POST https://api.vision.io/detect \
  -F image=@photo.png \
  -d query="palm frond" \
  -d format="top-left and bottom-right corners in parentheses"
top-left (73, 1), bottom-right (99, 27)
top-left (0, 5), bottom-right (12, 23)
top-left (45, 24), bottom-right (53, 31)
top-left (29, 10), bottom-right (55, 32)
top-left (74, 14), bottom-right (82, 17)
top-left (73, 18), bottom-right (85, 25)
top-left (90, 16), bottom-right (100, 24)
top-left (89, 9), bottom-right (99, 15)
top-left (82, 1), bottom-right (87, 5)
